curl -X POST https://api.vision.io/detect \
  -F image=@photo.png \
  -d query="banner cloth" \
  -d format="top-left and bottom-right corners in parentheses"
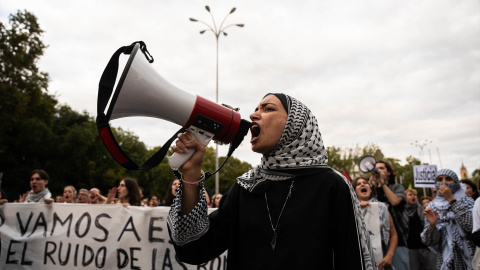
top-left (0, 203), bottom-right (226, 270)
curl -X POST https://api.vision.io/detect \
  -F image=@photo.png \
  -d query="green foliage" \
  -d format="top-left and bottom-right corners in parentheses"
top-left (472, 168), bottom-right (480, 185)
top-left (326, 143), bottom-right (385, 179)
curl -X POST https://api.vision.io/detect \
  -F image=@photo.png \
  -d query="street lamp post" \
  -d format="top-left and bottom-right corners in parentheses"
top-left (410, 139), bottom-right (432, 164)
top-left (411, 139), bottom-right (432, 196)
top-left (190, 6), bottom-right (244, 195)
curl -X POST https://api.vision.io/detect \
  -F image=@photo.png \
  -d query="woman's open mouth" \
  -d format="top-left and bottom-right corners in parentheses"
top-left (251, 124), bottom-right (260, 138)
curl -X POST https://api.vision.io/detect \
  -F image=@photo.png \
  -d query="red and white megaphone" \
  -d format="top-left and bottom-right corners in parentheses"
top-left (97, 41), bottom-right (250, 170)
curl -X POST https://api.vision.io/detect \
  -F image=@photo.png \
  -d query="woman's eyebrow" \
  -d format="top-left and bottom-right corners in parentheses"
top-left (259, 102), bottom-right (277, 108)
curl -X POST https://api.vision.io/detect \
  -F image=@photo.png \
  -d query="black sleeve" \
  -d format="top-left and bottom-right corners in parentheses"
top-left (472, 230), bottom-right (480, 247)
top-left (168, 184), bottom-right (236, 265)
top-left (331, 179), bottom-right (363, 269)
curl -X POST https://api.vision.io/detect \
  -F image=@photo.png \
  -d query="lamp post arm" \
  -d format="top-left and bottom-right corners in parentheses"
top-left (218, 12), bottom-right (232, 33)
top-left (208, 12), bottom-right (219, 35)
top-left (194, 19), bottom-right (217, 35)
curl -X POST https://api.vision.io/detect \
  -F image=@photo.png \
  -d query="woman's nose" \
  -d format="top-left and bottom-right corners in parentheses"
top-left (250, 111), bottom-right (260, 121)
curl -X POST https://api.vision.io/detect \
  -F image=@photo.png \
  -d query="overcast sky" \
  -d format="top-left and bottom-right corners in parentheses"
top-left (1, 0), bottom-right (479, 178)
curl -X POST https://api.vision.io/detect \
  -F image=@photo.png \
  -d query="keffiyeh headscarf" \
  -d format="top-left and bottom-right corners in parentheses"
top-left (237, 93), bottom-right (375, 270)
top-left (236, 94), bottom-right (328, 191)
top-left (423, 168), bottom-right (475, 270)
top-left (24, 188), bottom-right (51, 203)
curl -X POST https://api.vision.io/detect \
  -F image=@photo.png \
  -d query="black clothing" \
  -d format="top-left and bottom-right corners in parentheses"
top-left (169, 168), bottom-right (365, 270)
top-left (407, 205), bottom-right (427, 249)
top-left (376, 184), bottom-right (409, 247)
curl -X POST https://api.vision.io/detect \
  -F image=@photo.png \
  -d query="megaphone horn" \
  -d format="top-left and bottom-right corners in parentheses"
top-left (359, 155), bottom-right (377, 173)
top-left (97, 42), bottom-right (250, 170)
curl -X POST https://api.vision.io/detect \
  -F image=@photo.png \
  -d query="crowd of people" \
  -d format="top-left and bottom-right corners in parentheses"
top-left (352, 162), bottom-right (479, 270)
top-left (0, 169), bottom-right (223, 208)
top-left (1, 93), bottom-right (479, 270)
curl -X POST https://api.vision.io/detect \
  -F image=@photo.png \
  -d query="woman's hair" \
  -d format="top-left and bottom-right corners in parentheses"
top-left (420, 195), bottom-right (433, 203)
top-left (122, 178), bottom-right (141, 206)
top-left (162, 179), bottom-right (178, 207)
top-left (376, 160), bottom-right (396, 184)
top-left (351, 176), bottom-right (375, 200)
top-left (31, 169), bottom-right (49, 181)
top-left (211, 193), bottom-right (222, 208)
top-left (64, 185), bottom-right (77, 202)
top-left (0, 188), bottom-right (6, 199)
top-left (461, 179), bottom-right (479, 200)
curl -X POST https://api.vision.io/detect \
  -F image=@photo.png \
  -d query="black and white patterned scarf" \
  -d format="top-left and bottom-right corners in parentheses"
top-left (425, 168), bottom-right (475, 270)
top-left (237, 94), bottom-right (328, 190)
top-left (24, 188), bottom-right (51, 203)
top-left (237, 94), bottom-right (375, 270)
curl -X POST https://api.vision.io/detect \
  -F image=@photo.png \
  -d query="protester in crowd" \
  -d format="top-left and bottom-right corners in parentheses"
top-left (56, 195), bottom-right (65, 203)
top-left (139, 187), bottom-right (146, 206)
top-left (89, 188), bottom-right (106, 204)
top-left (63, 185), bottom-right (77, 203)
top-left (0, 188), bottom-right (7, 204)
top-left (370, 160), bottom-right (409, 270)
top-left (210, 193), bottom-right (223, 208)
top-left (461, 179), bottom-right (479, 201)
top-left (162, 179), bottom-right (180, 206)
top-left (404, 188), bottom-right (436, 270)
top-left (142, 198), bottom-right (149, 207)
top-left (149, 195), bottom-right (160, 207)
top-left (167, 93), bottom-right (374, 269)
top-left (162, 178), bottom-right (210, 207)
top-left (420, 196), bottom-right (433, 208)
top-left (422, 168), bottom-right (475, 269)
top-left (76, 188), bottom-right (90, 204)
top-left (353, 177), bottom-right (397, 269)
top-left (105, 178), bottom-right (141, 206)
top-left (17, 169), bottom-right (52, 203)
top-left (471, 195), bottom-right (480, 269)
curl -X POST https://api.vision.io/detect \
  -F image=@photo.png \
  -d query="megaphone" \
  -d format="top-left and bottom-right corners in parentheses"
top-left (358, 156), bottom-right (377, 173)
top-left (97, 41), bottom-right (250, 170)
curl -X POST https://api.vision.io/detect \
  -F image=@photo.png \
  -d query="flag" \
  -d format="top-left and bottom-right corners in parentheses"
top-left (408, 183), bottom-right (412, 190)
top-left (343, 168), bottom-right (352, 183)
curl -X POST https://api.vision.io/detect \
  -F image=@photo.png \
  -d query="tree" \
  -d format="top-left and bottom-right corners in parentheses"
top-left (0, 10), bottom-right (56, 200)
top-left (472, 168), bottom-right (480, 184)
top-left (327, 143), bottom-right (385, 179)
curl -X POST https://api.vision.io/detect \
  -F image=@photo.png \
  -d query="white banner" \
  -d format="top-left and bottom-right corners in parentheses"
top-left (0, 204), bottom-right (226, 270)
top-left (413, 165), bottom-right (437, 188)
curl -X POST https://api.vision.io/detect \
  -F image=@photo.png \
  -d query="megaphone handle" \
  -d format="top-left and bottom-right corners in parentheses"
top-left (168, 127), bottom-right (214, 170)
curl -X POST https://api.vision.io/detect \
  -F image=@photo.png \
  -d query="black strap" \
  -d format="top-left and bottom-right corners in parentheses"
top-left (96, 41), bottom-right (177, 170)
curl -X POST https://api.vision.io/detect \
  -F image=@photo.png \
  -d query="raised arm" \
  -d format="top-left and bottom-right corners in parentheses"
top-left (172, 131), bottom-right (207, 215)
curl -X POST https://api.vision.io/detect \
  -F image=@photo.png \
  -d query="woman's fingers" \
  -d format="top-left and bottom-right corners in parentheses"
top-left (174, 131), bottom-right (196, 153)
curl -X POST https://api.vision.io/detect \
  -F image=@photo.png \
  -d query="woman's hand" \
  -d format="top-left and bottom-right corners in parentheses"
top-left (105, 187), bottom-right (117, 204)
top-left (424, 207), bottom-right (438, 229)
top-left (172, 131), bottom-right (206, 182)
top-left (359, 201), bottom-right (370, 208)
top-left (172, 131), bottom-right (207, 215)
top-left (377, 253), bottom-right (393, 269)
